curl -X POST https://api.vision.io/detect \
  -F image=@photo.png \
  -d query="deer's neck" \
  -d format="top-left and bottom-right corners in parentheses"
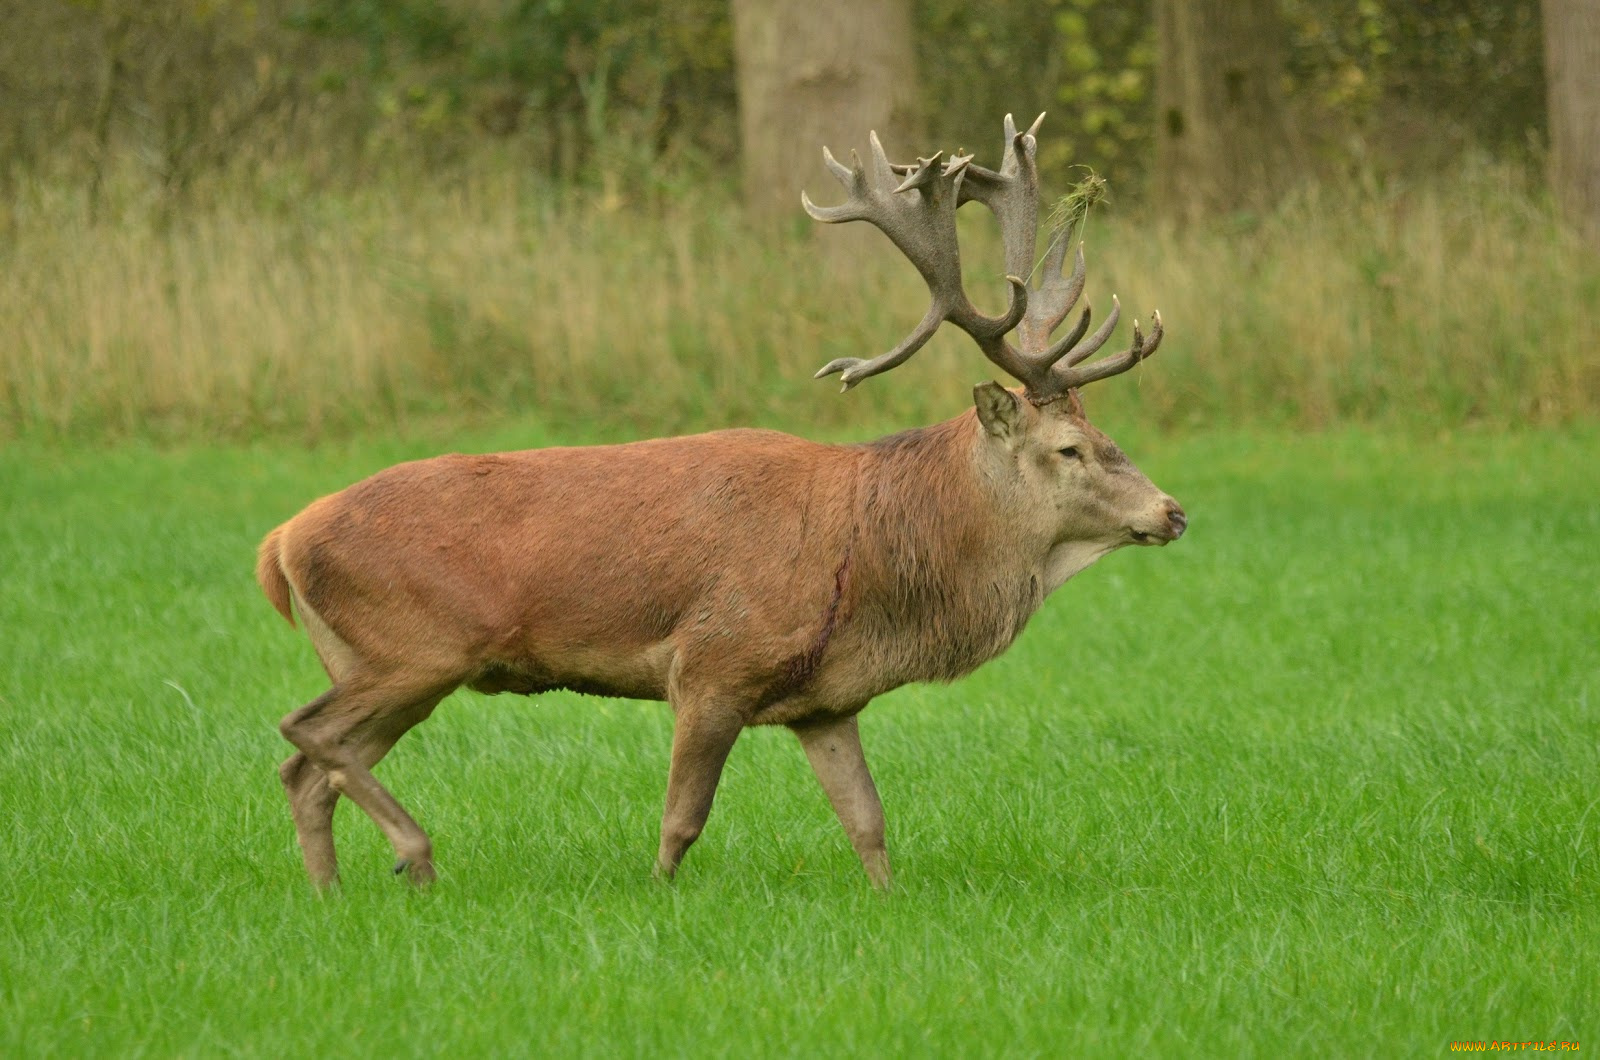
top-left (849, 415), bottom-right (1046, 684)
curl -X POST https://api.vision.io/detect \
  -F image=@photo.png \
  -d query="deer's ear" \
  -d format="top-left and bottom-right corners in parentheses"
top-left (974, 381), bottom-right (1025, 441)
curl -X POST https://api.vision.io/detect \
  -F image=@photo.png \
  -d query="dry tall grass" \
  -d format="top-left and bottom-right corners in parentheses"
top-left (2, 161), bottom-right (1595, 443)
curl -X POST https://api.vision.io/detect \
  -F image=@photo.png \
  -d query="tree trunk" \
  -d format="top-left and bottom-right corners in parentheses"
top-left (731, 0), bottom-right (919, 223)
top-left (1543, 0), bottom-right (1600, 249)
top-left (1153, 0), bottom-right (1298, 223)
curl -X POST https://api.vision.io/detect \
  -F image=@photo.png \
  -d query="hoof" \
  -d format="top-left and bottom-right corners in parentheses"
top-left (393, 857), bottom-right (436, 887)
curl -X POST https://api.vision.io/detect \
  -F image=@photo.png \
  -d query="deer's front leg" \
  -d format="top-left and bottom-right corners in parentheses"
top-left (655, 701), bottom-right (744, 880)
top-left (791, 713), bottom-right (891, 890)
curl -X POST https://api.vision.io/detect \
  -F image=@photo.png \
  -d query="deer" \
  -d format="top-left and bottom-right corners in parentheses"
top-left (257, 114), bottom-right (1186, 891)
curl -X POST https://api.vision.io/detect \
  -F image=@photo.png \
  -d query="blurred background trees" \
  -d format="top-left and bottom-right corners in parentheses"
top-left (731, 0), bottom-right (919, 221)
top-left (1153, 0), bottom-right (1302, 222)
top-left (1, 0), bottom-right (1594, 442)
top-left (1542, 0), bottom-right (1600, 247)
top-left (4, 0), bottom-right (1578, 257)
top-left (0, 0), bottom-right (1558, 213)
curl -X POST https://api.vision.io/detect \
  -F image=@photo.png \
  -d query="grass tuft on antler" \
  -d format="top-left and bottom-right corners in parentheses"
top-left (1045, 170), bottom-right (1109, 247)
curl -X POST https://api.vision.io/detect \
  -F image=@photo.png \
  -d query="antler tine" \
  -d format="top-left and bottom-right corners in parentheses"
top-left (867, 129), bottom-right (899, 192)
top-left (800, 147), bottom-right (869, 224)
top-left (958, 113), bottom-right (1097, 381)
top-left (959, 112), bottom-right (1042, 282)
top-left (1051, 310), bottom-right (1164, 390)
top-left (804, 129), bottom-right (1029, 391)
top-left (1033, 301), bottom-right (1093, 370)
top-left (1039, 241), bottom-right (1088, 335)
top-left (804, 115), bottom-right (1164, 401)
top-left (1017, 239), bottom-right (1088, 354)
top-left (896, 151), bottom-right (966, 195)
top-left (813, 303), bottom-right (943, 391)
top-left (1062, 294), bottom-right (1121, 367)
top-left (997, 112), bottom-right (1021, 182)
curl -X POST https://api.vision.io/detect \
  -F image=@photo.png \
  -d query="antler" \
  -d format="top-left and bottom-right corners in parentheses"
top-left (803, 113), bottom-right (1163, 404)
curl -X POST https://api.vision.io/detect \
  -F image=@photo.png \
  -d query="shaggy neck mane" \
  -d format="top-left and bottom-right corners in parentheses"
top-left (849, 414), bottom-right (1044, 683)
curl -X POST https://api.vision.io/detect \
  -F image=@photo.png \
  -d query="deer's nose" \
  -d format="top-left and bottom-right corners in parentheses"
top-left (1166, 503), bottom-right (1188, 538)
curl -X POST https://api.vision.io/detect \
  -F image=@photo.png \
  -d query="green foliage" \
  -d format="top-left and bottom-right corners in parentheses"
top-left (292, 0), bottom-right (465, 66)
top-left (0, 0), bottom-right (1551, 202)
top-left (915, 0), bottom-right (1545, 195)
top-left (2, 429), bottom-right (1596, 1053)
top-left (1049, 0), bottom-right (1156, 188)
top-left (286, 0), bottom-right (737, 187)
top-left (910, 0), bottom-right (1157, 190)
top-left (1282, 0), bottom-right (1545, 166)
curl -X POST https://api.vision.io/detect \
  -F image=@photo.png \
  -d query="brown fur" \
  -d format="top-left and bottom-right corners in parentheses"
top-left (255, 526), bottom-right (294, 627)
top-left (260, 394), bottom-right (1185, 889)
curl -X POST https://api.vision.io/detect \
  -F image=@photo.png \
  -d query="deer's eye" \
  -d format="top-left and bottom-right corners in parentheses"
top-left (1058, 446), bottom-right (1082, 460)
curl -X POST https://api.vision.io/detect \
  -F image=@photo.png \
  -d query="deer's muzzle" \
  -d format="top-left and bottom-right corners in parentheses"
top-left (1130, 501), bottom-right (1187, 545)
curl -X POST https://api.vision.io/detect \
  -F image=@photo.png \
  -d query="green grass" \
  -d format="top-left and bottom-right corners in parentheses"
top-left (1, 421), bottom-right (1596, 1056)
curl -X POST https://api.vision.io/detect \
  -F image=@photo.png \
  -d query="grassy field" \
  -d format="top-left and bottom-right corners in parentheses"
top-left (1, 419), bottom-right (1596, 1056)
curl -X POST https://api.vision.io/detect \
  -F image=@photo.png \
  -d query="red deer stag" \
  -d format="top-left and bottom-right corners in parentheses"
top-left (257, 114), bottom-right (1186, 889)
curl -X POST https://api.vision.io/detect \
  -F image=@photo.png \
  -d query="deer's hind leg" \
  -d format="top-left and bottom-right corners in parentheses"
top-left (279, 751), bottom-right (341, 887)
top-left (279, 670), bottom-right (455, 886)
top-left (275, 588), bottom-right (360, 887)
top-left (278, 712), bottom-right (433, 889)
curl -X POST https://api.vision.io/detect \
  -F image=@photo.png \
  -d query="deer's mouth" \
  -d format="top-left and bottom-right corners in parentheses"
top-left (1128, 523), bottom-right (1181, 546)
top-left (1129, 506), bottom-right (1187, 546)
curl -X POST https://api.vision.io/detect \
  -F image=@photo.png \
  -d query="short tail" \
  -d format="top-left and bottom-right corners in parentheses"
top-left (256, 525), bottom-right (296, 627)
